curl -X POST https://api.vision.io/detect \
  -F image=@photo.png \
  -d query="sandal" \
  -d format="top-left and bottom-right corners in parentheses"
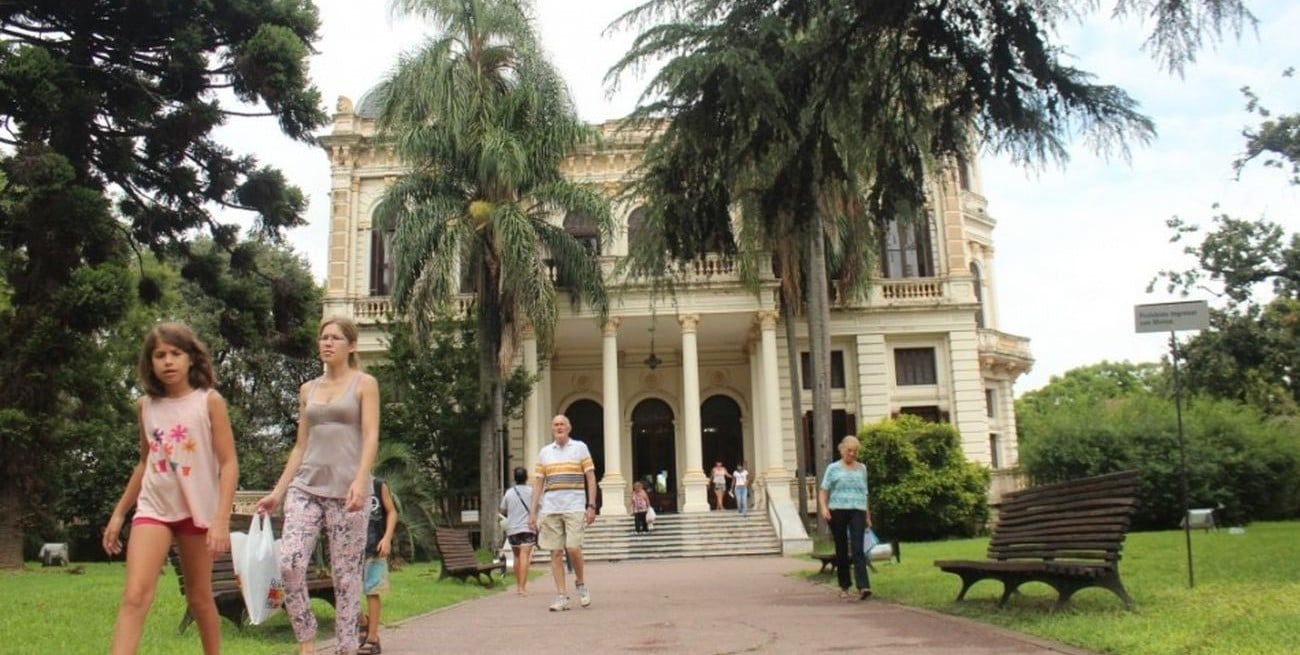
top-left (838, 589), bottom-right (850, 599)
top-left (358, 639), bottom-right (382, 655)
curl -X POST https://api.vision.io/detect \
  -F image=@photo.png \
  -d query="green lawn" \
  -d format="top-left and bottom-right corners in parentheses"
top-left (0, 561), bottom-right (498, 655)
top-left (8, 524), bottom-right (1300, 654)
top-left (809, 521), bottom-right (1300, 655)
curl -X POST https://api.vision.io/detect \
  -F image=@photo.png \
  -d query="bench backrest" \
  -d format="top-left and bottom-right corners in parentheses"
top-left (988, 470), bottom-right (1141, 564)
top-left (434, 528), bottom-right (480, 569)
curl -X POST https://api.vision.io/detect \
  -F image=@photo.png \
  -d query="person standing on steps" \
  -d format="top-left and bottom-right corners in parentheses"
top-left (528, 415), bottom-right (597, 612)
top-left (733, 462), bottom-right (750, 515)
top-left (818, 435), bottom-right (872, 601)
top-left (630, 481), bottom-right (651, 534)
top-left (710, 461), bottom-right (732, 511)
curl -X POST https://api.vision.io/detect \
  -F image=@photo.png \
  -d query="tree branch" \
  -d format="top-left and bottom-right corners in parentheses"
top-left (220, 109), bottom-right (276, 118)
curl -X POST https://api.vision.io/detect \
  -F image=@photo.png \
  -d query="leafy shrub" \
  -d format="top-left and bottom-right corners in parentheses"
top-left (858, 415), bottom-right (990, 541)
top-left (1018, 394), bottom-right (1300, 529)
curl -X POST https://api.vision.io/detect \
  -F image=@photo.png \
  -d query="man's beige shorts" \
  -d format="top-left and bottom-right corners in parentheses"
top-left (538, 511), bottom-right (586, 551)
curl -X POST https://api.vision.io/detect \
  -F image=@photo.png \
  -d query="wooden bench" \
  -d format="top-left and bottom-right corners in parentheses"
top-left (934, 469), bottom-right (1140, 611)
top-left (434, 527), bottom-right (505, 586)
top-left (170, 514), bottom-right (336, 633)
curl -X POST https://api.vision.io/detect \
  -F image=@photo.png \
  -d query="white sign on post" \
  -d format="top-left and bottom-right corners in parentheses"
top-left (1134, 300), bottom-right (1209, 334)
top-left (1134, 298), bottom-right (1210, 589)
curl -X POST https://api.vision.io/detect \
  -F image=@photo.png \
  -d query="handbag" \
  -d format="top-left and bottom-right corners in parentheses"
top-left (230, 514), bottom-right (285, 625)
top-left (646, 506), bottom-right (657, 524)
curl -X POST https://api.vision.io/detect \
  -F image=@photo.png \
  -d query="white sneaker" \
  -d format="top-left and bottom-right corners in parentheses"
top-left (549, 595), bottom-right (570, 611)
top-left (576, 582), bottom-right (591, 608)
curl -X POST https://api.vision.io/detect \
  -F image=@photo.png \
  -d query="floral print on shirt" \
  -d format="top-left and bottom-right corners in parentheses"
top-left (150, 423), bottom-right (197, 477)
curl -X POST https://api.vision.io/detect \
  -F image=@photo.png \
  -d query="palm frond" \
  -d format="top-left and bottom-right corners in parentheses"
top-left (534, 219), bottom-right (609, 319)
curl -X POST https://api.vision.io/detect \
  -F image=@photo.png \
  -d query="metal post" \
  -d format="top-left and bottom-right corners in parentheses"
top-left (1170, 332), bottom-right (1194, 588)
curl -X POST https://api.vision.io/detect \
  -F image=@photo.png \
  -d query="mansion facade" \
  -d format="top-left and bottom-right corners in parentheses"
top-left (318, 95), bottom-right (1033, 553)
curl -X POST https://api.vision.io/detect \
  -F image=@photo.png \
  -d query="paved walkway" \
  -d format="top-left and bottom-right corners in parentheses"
top-left (341, 556), bottom-right (1092, 655)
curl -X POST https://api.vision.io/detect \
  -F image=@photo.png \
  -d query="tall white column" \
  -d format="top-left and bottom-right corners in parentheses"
top-left (755, 310), bottom-right (810, 554)
top-left (759, 311), bottom-right (793, 498)
top-left (599, 318), bottom-right (627, 515)
top-left (949, 331), bottom-right (991, 463)
top-left (679, 314), bottom-right (709, 512)
top-left (522, 326), bottom-right (540, 477)
top-left (747, 338), bottom-right (766, 476)
top-left (539, 360), bottom-right (553, 472)
top-left (855, 333), bottom-right (889, 423)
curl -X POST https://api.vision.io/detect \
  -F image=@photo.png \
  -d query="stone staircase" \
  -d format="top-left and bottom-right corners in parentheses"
top-left (527, 510), bottom-right (782, 563)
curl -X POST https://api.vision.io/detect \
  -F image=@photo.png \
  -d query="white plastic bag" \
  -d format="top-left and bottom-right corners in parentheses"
top-left (864, 528), bottom-right (894, 562)
top-left (230, 514), bottom-right (285, 625)
top-left (646, 506), bottom-right (656, 526)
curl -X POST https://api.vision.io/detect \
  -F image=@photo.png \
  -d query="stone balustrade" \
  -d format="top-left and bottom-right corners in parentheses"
top-left (977, 328), bottom-right (1034, 375)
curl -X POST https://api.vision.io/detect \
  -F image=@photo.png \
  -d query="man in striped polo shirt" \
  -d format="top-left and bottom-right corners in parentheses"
top-left (528, 414), bottom-right (598, 611)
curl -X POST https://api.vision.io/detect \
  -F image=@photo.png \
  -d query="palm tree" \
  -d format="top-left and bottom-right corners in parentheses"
top-left (608, 0), bottom-right (1159, 531)
top-left (374, 0), bottom-right (612, 548)
top-left (371, 441), bottom-right (440, 561)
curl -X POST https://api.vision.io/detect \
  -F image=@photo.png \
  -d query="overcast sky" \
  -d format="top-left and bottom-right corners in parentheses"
top-left (218, 0), bottom-right (1300, 394)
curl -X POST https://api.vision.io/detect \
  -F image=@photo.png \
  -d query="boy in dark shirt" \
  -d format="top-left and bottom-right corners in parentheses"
top-left (359, 477), bottom-right (398, 654)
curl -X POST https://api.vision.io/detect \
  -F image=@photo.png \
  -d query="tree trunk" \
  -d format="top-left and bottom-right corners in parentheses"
top-left (781, 294), bottom-right (811, 531)
top-left (477, 346), bottom-right (500, 551)
top-left (477, 273), bottom-right (504, 552)
top-left (0, 478), bottom-right (23, 569)
top-left (804, 216), bottom-right (833, 537)
top-left (488, 373), bottom-right (505, 549)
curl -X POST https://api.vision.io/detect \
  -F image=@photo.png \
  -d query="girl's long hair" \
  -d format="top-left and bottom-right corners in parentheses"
top-left (137, 322), bottom-right (216, 398)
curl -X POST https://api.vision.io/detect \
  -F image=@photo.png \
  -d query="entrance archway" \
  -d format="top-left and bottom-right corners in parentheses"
top-left (702, 395), bottom-right (744, 510)
top-left (631, 398), bottom-right (677, 514)
top-left (564, 400), bottom-right (604, 508)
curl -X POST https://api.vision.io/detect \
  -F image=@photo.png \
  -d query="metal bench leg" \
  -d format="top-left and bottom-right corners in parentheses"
top-left (177, 610), bottom-right (194, 635)
top-left (998, 576), bottom-right (1027, 608)
top-left (955, 573), bottom-right (981, 601)
top-left (1051, 585), bottom-right (1078, 612)
top-left (1098, 572), bottom-right (1135, 611)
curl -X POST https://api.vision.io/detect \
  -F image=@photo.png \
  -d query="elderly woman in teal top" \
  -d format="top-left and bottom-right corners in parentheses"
top-left (818, 435), bottom-right (872, 600)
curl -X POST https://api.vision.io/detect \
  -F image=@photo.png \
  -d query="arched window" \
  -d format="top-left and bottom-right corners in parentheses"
top-left (564, 211), bottom-right (601, 255)
top-left (564, 399), bottom-right (605, 483)
top-left (881, 216), bottom-right (934, 278)
top-left (970, 261), bottom-right (985, 328)
top-left (632, 398), bottom-right (677, 513)
top-left (626, 206), bottom-right (647, 249)
top-left (369, 229), bottom-right (394, 296)
top-left (955, 153), bottom-right (972, 191)
top-left (701, 395), bottom-right (743, 509)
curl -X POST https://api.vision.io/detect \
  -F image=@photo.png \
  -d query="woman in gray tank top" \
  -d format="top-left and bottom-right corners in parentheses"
top-left (257, 317), bottom-right (380, 654)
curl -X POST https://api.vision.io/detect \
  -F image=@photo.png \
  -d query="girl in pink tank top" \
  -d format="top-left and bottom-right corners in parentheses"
top-left (103, 322), bottom-right (239, 655)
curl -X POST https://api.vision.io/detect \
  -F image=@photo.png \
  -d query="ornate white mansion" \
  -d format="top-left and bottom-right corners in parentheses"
top-left (318, 94), bottom-right (1032, 553)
